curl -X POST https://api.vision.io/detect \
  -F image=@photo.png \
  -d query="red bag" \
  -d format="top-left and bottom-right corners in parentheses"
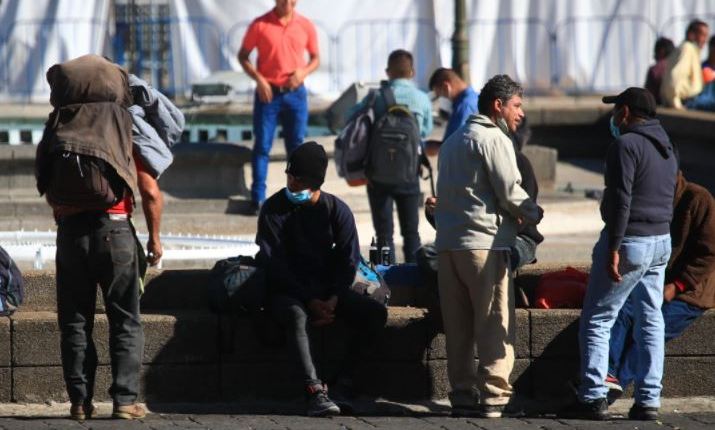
top-left (534, 267), bottom-right (589, 309)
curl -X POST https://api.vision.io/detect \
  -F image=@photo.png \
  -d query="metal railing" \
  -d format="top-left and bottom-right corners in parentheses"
top-left (2, 13), bottom-right (714, 101)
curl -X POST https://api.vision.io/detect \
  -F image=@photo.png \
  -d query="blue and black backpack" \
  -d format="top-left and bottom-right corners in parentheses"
top-left (0, 246), bottom-right (23, 316)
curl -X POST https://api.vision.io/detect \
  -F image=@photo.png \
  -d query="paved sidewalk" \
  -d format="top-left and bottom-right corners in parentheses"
top-left (0, 413), bottom-right (713, 429)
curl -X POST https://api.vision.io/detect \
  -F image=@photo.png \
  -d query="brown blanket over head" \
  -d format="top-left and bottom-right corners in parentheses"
top-left (36, 55), bottom-right (138, 200)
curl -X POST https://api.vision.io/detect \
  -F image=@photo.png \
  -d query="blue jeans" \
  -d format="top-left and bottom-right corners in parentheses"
top-left (251, 85), bottom-right (308, 204)
top-left (609, 298), bottom-right (704, 388)
top-left (578, 229), bottom-right (671, 408)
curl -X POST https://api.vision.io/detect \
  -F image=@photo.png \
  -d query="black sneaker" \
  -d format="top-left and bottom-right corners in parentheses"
top-left (628, 404), bottom-right (659, 421)
top-left (306, 384), bottom-right (341, 417)
top-left (605, 374), bottom-right (624, 405)
top-left (558, 398), bottom-right (609, 420)
top-left (448, 390), bottom-right (478, 416)
top-left (478, 404), bottom-right (505, 418)
top-left (330, 378), bottom-right (356, 415)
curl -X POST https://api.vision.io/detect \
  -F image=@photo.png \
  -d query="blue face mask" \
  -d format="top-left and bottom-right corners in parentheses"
top-left (284, 187), bottom-right (313, 204)
top-left (609, 115), bottom-right (621, 138)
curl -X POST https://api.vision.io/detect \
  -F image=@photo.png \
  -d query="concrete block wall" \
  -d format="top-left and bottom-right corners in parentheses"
top-left (5, 267), bottom-right (715, 405)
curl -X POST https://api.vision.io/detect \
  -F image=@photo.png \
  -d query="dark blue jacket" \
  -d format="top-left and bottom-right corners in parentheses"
top-left (256, 190), bottom-right (360, 303)
top-left (600, 119), bottom-right (678, 251)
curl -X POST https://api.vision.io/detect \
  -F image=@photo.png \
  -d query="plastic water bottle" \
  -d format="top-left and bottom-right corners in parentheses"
top-left (380, 244), bottom-right (391, 266)
top-left (369, 237), bottom-right (379, 267)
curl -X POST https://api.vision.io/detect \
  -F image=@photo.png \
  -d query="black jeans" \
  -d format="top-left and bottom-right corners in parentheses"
top-left (269, 289), bottom-right (388, 387)
top-left (56, 213), bottom-right (143, 406)
top-left (367, 180), bottom-right (421, 263)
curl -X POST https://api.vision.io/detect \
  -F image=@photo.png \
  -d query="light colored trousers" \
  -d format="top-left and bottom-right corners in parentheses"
top-left (438, 249), bottom-right (515, 406)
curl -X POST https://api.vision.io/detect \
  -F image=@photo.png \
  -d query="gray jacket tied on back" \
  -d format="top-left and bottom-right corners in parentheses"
top-left (128, 74), bottom-right (185, 178)
top-left (435, 114), bottom-right (541, 252)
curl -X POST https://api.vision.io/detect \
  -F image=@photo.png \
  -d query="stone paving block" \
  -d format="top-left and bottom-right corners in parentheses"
top-left (143, 364), bottom-right (219, 402)
top-left (0, 367), bottom-right (10, 402)
top-left (142, 312), bottom-right (219, 364)
top-left (666, 310), bottom-right (715, 356)
top-left (0, 317), bottom-right (10, 366)
top-left (529, 309), bottom-right (580, 358)
top-left (662, 357), bottom-right (715, 397)
top-left (428, 310), bottom-right (530, 359)
top-left (13, 365), bottom-right (112, 403)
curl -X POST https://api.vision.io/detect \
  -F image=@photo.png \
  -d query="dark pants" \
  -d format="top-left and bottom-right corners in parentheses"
top-left (269, 289), bottom-right (387, 387)
top-left (367, 180), bottom-right (421, 263)
top-left (56, 213), bottom-right (143, 406)
top-left (609, 297), bottom-right (704, 388)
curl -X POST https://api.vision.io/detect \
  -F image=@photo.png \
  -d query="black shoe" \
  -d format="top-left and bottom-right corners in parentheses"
top-left (330, 378), bottom-right (356, 415)
top-left (558, 398), bottom-right (609, 420)
top-left (628, 404), bottom-right (658, 421)
top-left (306, 384), bottom-right (341, 417)
top-left (448, 390), bottom-right (478, 416)
top-left (478, 404), bottom-right (505, 418)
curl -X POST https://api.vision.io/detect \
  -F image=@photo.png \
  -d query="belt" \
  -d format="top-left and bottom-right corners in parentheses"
top-left (58, 211), bottom-right (129, 224)
top-left (108, 213), bottom-right (129, 221)
top-left (270, 84), bottom-right (297, 94)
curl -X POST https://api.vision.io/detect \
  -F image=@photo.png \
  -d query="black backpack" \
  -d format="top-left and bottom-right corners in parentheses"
top-left (0, 246), bottom-right (24, 316)
top-left (45, 150), bottom-right (127, 210)
top-left (207, 255), bottom-right (266, 315)
top-left (366, 85), bottom-right (422, 185)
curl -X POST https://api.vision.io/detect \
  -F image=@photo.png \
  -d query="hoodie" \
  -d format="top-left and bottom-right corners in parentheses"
top-left (600, 119), bottom-right (678, 251)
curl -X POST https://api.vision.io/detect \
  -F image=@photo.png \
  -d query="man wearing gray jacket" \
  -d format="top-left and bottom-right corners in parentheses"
top-left (435, 74), bottom-right (542, 418)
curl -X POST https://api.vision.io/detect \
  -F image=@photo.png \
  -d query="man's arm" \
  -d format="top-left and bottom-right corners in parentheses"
top-left (238, 46), bottom-right (273, 103)
top-left (420, 92), bottom-right (434, 138)
top-left (482, 136), bottom-right (541, 224)
top-left (287, 52), bottom-right (320, 90)
top-left (137, 167), bottom-right (163, 265)
top-left (327, 200), bottom-right (360, 297)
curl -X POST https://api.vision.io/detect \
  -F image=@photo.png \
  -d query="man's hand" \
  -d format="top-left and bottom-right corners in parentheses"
top-left (308, 299), bottom-right (335, 327)
top-left (664, 283), bottom-right (677, 302)
top-left (288, 68), bottom-right (306, 90)
top-left (256, 78), bottom-right (273, 103)
top-left (425, 196), bottom-right (437, 217)
top-left (146, 238), bottom-right (163, 266)
top-left (607, 250), bottom-right (622, 283)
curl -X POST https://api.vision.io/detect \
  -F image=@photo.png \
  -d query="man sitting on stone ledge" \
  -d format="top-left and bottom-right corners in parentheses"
top-left (607, 171), bottom-right (715, 401)
top-left (255, 141), bottom-right (388, 417)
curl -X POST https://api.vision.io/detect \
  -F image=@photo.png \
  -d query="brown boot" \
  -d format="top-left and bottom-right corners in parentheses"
top-left (112, 403), bottom-right (147, 420)
top-left (69, 403), bottom-right (96, 421)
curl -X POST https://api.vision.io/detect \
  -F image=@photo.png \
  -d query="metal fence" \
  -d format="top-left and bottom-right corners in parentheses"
top-left (2, 13), bottom-right (715, 101)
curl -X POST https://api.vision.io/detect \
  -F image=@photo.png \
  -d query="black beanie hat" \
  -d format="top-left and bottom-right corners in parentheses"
top-left (285, 141), bottom-right (328, 189)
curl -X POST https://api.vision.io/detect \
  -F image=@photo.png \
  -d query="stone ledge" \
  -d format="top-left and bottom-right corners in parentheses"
top-left (0, 367), bottom-right (9, 402)
top-left (11, 311), bottom-right (218, 366)
top-left (0, 317), bottom-right (10, 367)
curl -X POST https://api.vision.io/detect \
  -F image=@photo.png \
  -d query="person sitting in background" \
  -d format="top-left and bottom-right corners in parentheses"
top-left (661, 19), bottom-right (709, 108)
top-left (645, 37), bottom-right (675, 105)
top-left (607, 171), bottom-right (715, 401)
top-left (701, 36), bottom-right (715, 84)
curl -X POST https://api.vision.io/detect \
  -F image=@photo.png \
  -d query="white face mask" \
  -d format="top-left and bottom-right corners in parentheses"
top-left (437, 96), bottom-right (453, 114)
top-left (496, 117), bottom-right (510, 135)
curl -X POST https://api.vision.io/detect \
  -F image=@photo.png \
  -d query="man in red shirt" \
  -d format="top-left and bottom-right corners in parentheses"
top-left (238, 0), bottom-right (320, 214)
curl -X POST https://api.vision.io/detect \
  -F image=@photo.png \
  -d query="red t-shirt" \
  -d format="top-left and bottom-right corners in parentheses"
top-left (106, 157), bottom-right (146, 215)
top-left (240, 9), bottom-right (318, 87)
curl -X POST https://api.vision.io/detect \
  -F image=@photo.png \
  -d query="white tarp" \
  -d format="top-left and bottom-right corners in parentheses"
top-left (0, 0), bottom-right (112, 103)
top-left (1, 0), bottom-right (715, 101)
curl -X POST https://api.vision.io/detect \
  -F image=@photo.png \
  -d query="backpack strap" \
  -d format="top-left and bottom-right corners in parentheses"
top-left (365, 89), bottom-right (378, 108)
top-left (381, 83), bottom-right (398, 108)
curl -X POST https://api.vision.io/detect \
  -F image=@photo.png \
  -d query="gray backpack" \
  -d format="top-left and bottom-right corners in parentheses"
top-left (334, 90), bottom-right (378, 185)
top-left (366, 85), bottom-right (421, 185)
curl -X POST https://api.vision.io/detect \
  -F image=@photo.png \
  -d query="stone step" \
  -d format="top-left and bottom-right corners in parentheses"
top-left (2, 307), bottom-right (714, 404)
